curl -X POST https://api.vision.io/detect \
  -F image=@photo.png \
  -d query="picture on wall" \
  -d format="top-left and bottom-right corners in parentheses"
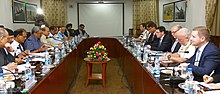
top-left (26, 3), bottom-right (37, 23)
top-left (13, 0), bottom-right (26, 23)
top-left (163, 2), bottom-right (174, 22)
top-left (174, 0), bottom-right (186, 22)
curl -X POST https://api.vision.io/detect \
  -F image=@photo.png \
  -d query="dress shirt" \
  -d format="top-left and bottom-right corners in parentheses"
top-left (158, 35), bottom-right (165, 47)
top-left (41, 33), bottom-right (61, 47)
top-left (58, 31), bottom-right (67, 40)
top-left (24, 35), bottom-right (43, 51)
top-left (79, 30), bottom-right (83, 36)
top-left (171, 39), bottom-right (178, 52)
top-left (194, 42), bottom-right (209, 66)
top-left (139, 30), bottom-right (148, 40)
top-left (178, 41), bottom-right (196, 59)
top-left (10, 40), bottom-right (24, 56)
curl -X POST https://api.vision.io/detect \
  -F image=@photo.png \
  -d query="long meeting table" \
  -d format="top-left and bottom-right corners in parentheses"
top-left (30, 38), bottom-right (169, 94)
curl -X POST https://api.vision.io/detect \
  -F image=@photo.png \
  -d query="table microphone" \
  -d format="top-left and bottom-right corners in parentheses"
top-left (42, 42), bottom-right (55, 47)
top-left (178, 51), bottom-right (189, 53)
top-left (1, 68), bottom-right (16, 81)
top-left (47, 36), bottom-right (63, 42)
top-left (0, 67), bottom-right (18, 91)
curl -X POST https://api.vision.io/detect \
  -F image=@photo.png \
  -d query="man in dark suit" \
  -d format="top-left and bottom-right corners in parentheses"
top-left (170, 24), bottom-right (182, 53)
top-left (144, 21), bottom-right (159, 48)
top-left (148, 26), bottom-right (172, 52)
top-left (187, 26), bottom-right (220, 82)
top-left (64, 23), bottom-right (74, 38)
top-left (74, 24), bottom-right (89, 37)
top-left (0, 28), bottom-right (17, 70)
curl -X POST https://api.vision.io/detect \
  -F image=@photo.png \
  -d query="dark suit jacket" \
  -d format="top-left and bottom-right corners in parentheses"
top-left (144, 33), bottom-right (159, 48)
top-left (74, 29), bottom-right (87, 36)
top-left (0, 48), bottom-right (15, 66)
top-left (213, 74), bottom-right (220, 83)
top-left (172, 42), bottom-right (181, 53)
top-left (64, 29), bottom-right (75, 37)
top-left (150, 34), bottom-right (173, 52)
top-left (187, 42), bottom-right (220, 81)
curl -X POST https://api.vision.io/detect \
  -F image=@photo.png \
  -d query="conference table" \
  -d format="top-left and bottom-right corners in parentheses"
top-left (29, 37), bottom-right (181, 94)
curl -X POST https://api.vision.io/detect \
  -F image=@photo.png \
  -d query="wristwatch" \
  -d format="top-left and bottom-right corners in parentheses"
top-left (167, 55), bottom-right (171, 61)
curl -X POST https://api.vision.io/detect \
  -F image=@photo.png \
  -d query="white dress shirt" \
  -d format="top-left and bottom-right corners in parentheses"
top-left (141, 30), bottom-right (149, 40)
top-left (178, 41), bottom-right (196, 59)
top-left (10, 40), bottom-right (24, 56)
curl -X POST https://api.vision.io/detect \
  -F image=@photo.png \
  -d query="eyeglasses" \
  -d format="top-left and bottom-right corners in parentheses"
top-left (171, 30), bottom-right (178, 33)
top-left (7, 36), bottom-right (14, 40)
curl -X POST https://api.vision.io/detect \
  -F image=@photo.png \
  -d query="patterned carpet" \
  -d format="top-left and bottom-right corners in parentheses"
top-left (70, 58), bottom-right (131, 94)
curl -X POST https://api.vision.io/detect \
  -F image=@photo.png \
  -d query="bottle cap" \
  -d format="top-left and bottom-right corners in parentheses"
top-left (26, 59), bottom-right (29, 63)
top-left (187, 68), bottom-right (192, 71)
top-left (0, 73), bottom-right (3, 76)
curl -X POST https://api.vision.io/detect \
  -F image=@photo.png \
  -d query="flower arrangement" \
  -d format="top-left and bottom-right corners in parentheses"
top-left (86, 41), bottom-right (108, 61)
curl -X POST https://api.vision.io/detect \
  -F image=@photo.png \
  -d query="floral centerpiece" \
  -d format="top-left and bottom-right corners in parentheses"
top-left (86, 41), bottom-right (108, 61)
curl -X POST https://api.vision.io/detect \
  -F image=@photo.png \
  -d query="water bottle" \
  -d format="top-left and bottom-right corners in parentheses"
top-left (66, 41), bottom-right (71, 52)
top-left (133, 40), bottom-right (137, 56)
top-left (25, 60), bottom-right (32, 80)
top-left (184, 68), bottom-right (194, 94)
top-left (54, 46), bottom-right (60, 64)
top-left (25, 59), bottom-right (31, 68)
top-left (153, 57), bottom-right (160, 77)
top-left (0, 73), bottom-right (6, 91)
top-left (78, 35), bottom-right (81, 43)
top-left (61, 42), bottom-right (66, 58)
top-left (71, 39), bottom-right (76, 49)
top-left (74, 36), bottom-right (78, 44)
top-left (45, 50), bottom-right (50, 65)
top-left (136, 45), bottom-right (142, 61)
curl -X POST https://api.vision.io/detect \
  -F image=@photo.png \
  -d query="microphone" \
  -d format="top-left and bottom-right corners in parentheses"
top-left (42, 42), bottom-right (55, 47)
top-left (13, 47), bottom-right (20, 57)
top-left (168, 63), bottom-right (185, 83)
top-left (47, 36), bottom-right (63, 42)
top-left (0, 68), bottom-right (16, 79)
top-left (178, 51), bottom-right (189, 53)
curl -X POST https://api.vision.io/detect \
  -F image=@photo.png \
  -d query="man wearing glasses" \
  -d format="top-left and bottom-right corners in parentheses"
top-left (0, 28), bottom-right (18, 70)
top-left (170, 24), bottom-right (182, 53)
top-left (11, 28), bottom-right (29, 57)
top-left (24, 26), bottom-right (48, 53)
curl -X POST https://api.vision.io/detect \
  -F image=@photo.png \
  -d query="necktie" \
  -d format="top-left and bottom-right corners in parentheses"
top-left (158, 38), bottom-right (162, 47)
top-left (19, 44), bottom-right (23, 52)
top-left (194, 49), bottom-right (201, 66)
top-left (148, 33), bottom-right (153, 43)
top-left (171, 40), bottom-right (178, 52)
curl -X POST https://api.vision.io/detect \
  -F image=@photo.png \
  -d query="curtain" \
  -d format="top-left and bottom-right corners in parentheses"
top-left (133, 0), bottom-right (159, 31)
top-left (206, 0), bottom-right (220, 36)
top-left (41, 0), bottom-right (67, 26)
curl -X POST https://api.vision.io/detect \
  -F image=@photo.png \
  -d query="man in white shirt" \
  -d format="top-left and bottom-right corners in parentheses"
top-left (10, 28), bottom-right (29, 57)
top-left (166, 28), bottom-right (196, 63)
top-left (133, 23), bottom-right (148, 44)
top-left (41, 26), bottom-right (62, 47)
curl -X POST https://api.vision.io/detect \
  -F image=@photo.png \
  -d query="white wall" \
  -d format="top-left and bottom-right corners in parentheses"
top-left (67, 0), bottom-right (133, 35)
top-left (0, 0), bottom-right (40, 32)
top-left (159, 0), bottom-right (206, 31)
top-left (1, 0), bottom-right (205, 33)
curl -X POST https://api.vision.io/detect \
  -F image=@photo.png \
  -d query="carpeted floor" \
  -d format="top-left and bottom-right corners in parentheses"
top-left (70, 58), bottom-right (131, 94)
